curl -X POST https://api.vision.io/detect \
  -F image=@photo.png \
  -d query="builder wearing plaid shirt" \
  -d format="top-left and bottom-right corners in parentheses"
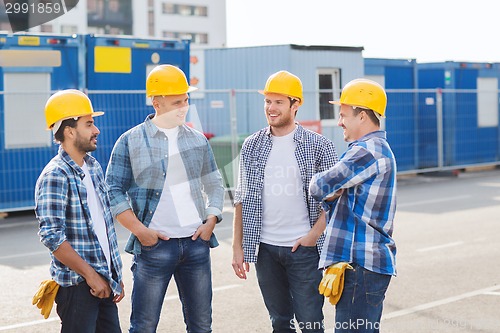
top-left (106, 65), bottom-right (224, 333)
top-left (309, 79), bottom-right (397, 333)
top-left (35, 89), bottom-right (124, 333)
top-left (232, 71), bottom-right (338, 333)
top-left (36, 148), bottom-right (124, 295)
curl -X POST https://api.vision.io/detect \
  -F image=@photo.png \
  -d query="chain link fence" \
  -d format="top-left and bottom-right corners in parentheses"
top-left (1, 88), bottom-right (499, 211)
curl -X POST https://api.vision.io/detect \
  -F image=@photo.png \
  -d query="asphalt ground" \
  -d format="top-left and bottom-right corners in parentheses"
top-left (0, 168), bottom-right (499, 332)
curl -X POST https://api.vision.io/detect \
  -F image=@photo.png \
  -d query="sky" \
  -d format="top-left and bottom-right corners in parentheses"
top-left (225, 0), bottom-right (498, 63)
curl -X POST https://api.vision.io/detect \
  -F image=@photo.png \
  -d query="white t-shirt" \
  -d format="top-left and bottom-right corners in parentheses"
top-left (149, 126), bottom-right (202, 238)
top-left (82, 163), bottom-right (111, 272)
top-left (261, 127), bottom-right (311, 246)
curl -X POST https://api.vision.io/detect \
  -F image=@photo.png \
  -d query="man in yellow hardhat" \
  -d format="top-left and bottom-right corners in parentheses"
top-left (309, 79), bottom-right (397, 333)
top-left (232, 70), bottom-right (339, 332)
top-left (106, 65), bottom-right (224, 333)
top-left (34, 89), bottom-right (124, 331)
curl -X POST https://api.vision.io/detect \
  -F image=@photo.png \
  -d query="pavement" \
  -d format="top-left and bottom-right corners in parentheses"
top-left (0, 168), bottom-right (499, 332)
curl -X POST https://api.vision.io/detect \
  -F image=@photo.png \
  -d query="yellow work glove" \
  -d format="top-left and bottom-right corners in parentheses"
top-left (32, 280), bottom-right (60, 319)
top-left (318, 262), bottom-right (353, 305)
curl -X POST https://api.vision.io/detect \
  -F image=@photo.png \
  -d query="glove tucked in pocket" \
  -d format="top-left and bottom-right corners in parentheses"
top-left (318, 262), bottom-right (353, 305)
top-left (32, 280), bottom-right (60, 319)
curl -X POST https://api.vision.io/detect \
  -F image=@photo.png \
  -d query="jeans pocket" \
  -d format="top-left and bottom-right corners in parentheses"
top-left (141, 240), bottom-right (160, 251)
top-left (299, 245), bottom-right (318, 253)
top-left (363, 269), bottom-right (391, 307)
top-left (197, 237), bottom-right (211, 247)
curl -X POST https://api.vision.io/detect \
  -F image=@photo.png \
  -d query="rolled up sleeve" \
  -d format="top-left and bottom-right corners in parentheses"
top-left (106, 136), bottom-right (134, 217)
top-left (35, 172), bottom-right (68, 253)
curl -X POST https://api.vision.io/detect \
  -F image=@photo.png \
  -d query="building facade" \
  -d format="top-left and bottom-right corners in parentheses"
top-left (0, 0), bottom-right (226, 48)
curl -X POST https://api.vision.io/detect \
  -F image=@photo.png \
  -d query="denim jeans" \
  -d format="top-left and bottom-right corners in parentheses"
top-left (129, 237), bottom-right (212, 333)
top-left (55, 281), bottom-right (121, 333)
top-left (334, 264), bottom-right (392, 333)
top-left (255, 243), bottom-right (324, 333)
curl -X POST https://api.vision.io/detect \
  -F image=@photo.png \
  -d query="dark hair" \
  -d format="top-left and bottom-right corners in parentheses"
top-left (288, 97), bottom-right (299, 107)
top-left (289, 97), bottom-right (299, 116)
top-left (352, 107), bottom-right (380, 127)
top-left (54, 118), bottom-right (78, 143)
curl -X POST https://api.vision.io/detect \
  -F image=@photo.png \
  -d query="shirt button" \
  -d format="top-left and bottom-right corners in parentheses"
top-left (165, 155), bottom-right (168, 158)
top-left (149, 210), bottom-right (153, 214)
top-left (156, 192), bottom-right (159, 196)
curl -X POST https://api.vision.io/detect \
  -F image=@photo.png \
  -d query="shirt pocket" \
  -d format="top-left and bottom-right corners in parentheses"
top-left (183, 146), bottom-right (205, 176)
top-left (130, 148), bottom-right (165, 190)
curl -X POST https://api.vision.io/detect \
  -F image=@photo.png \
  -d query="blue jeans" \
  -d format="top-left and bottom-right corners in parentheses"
top-left (334, 264), bottom-right (392, 333)
top-left (129, 237), bottom-right (212, 333)
top-left (55, 281), bottom-right (121, 333)
top-left (255, 243), bottom-right (324, 333)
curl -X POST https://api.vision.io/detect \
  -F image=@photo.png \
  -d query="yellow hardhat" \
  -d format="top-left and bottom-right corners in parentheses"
top-left (146, 64), bottom-right (197, 97)
top-left (258, 70), bottom-right (303, 105)
top-left (44, 89), bottom-right (104, 130)
top-left (330, 79), bottom-right (387, 117)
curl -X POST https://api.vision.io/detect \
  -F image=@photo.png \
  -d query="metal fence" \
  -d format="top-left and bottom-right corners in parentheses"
top-left (189, 88), bottom-right (500, 183)
top-left (0, 88), bottom-right (499, 211)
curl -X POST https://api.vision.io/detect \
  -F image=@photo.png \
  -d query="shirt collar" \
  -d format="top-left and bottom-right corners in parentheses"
top-left (144, 114), bottom-right (161, 137)
top-left (58, 146), bottom-right (95, 180)
top-left (349, 130), bottom-right (386, 147)
top-left (265, 122), bottom-right (305, 143)
top-left (143, 114), bottom-right (188, 138)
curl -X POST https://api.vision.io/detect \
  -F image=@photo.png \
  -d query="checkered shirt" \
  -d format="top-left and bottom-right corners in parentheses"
top-left (309, 131), bottom-right (397, 275)
top-left (106, 115), bottom-right (225, 254)
top-left (234, 124), bottom-right (339, 263)
top-left (35, 147), bottom-right (123, 295)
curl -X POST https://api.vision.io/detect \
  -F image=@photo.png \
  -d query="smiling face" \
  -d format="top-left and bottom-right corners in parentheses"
top-left (152, 93), bottom-right (190, 128)
top-left (264, 92), bottom-right (298, 135)
top-left (337, 104), bottom-right (364, 142)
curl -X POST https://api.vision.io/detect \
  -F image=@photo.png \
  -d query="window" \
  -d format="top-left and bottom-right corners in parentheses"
top-left (61, 25), bottom-right (78, 33)
top-left (87, 0), bottom-right (132, 34)
top-left (40, 24), bottom-right (53, 32)
top-left (148, 0), bottom-right (155, 35)
top-left (194, 6), bottom-right (207, 16)
top-left (162, 31), bottom-right (209, 44)
top-left (477, 77), bottom-right (499, 127)
top-left (4, 72), bottom-right (52, 148)
top-left (148, 11), bottom-right (155, 35)
top-left (162, 3), bottom-right (208, 16)
top-left (178, 5), bottom-right (192, 15)
top-left (318, 68), bottom-right (340, 120)
top-left (163, 31), bottom-right (176, 38)
top-left (191, 32), bottom-right (208, 44)
top-left (88, 0), bottom-right (104, 20)
top-left (162, 3), bottom-right (175, 14)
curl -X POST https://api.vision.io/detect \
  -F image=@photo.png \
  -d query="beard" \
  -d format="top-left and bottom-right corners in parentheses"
top-left (75, 133), bottom-right (97, 153)
top-left (266, 112), bottom-right (294, 128)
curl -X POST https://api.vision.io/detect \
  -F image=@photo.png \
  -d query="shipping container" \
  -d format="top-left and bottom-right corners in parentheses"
top-left (0, 33), bottom-right (190, 212)
top-left (364, 58), bottom-right (419, 171)
top-left (191, 44), bottom-right (365, 156)
top-left (417, 61), bottom-right (500, 167)
top-left (0, 33), bottom-right (83, 211)
top-left (85, 34), bottom-right (191, 170)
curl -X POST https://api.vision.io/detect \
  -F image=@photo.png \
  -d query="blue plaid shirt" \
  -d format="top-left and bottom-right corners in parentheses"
top-left (35, 147), bottom-right (123, 295)
top-left (234, 124), bottom-right (339, 263)
top-left (106, 115), bottom-right (224, 255)
top-left (309, 131), bottom-right (397, 275)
